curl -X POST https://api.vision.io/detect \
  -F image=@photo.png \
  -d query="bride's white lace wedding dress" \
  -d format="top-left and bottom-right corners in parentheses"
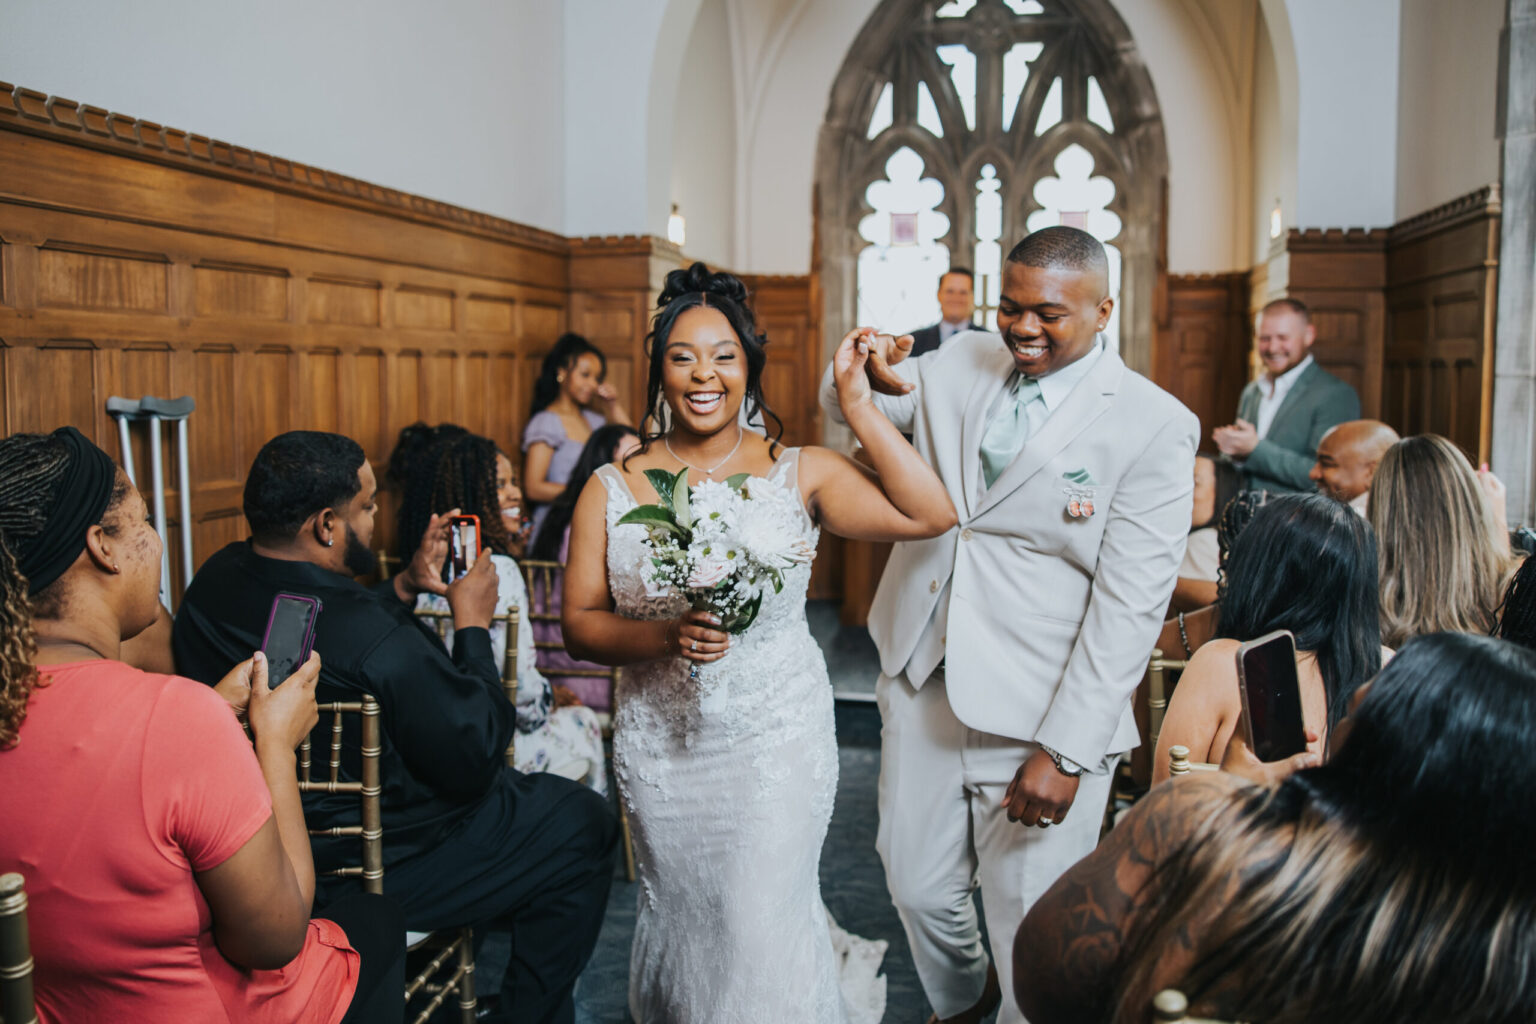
top-left (596, 450), bottom-right (887, 1024)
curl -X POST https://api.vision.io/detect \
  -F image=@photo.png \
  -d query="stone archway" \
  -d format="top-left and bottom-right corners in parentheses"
top-left (814, 0), bottom-right (1168, 378)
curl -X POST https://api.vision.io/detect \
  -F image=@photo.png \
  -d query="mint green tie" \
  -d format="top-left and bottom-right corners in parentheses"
top-left (980, 375), bottom-right (1042, 488)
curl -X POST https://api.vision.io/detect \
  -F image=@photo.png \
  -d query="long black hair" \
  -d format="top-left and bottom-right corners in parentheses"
top-left (531, 333), bottom-right (606, 416)
top-left (1217, 491), bottom-right (1380, 732)
top-left (1117, 632), bottom-right (1536, 1023)
top-left (1494, 554), bottom-right (1536, 651)
top-left (634, 262), bottom-right (783, 458)
top-left (529, 423), bottom-right (639, 561)
top-left (386, 422), bottom-right (468, 562)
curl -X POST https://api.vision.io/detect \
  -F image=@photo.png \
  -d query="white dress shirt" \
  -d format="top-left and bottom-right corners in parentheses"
top-left (973, 341), bottom-right (1106, 503)
top-left (1350, 490), bottom-right (1369, 516)
top-left (938, 319), bottom-right (973, 344)
top-left (1254, 354), bottom-right (1313, 439)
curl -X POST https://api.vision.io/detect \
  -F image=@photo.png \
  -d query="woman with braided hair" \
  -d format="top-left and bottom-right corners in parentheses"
top-left (405, 431), bottom-right (608, 792)
top-left (0, 427), bottom-right (404, 1023)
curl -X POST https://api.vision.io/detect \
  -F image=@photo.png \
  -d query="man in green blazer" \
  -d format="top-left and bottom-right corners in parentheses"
top-left (1213, 298), bottom-right (1360, 493)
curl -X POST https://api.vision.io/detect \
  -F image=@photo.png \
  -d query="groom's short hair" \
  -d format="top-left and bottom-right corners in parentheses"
top-left (1006, 226), bottom-right (1108, 283)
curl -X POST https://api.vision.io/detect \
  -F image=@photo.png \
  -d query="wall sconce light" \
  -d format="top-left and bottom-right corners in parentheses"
top-left (1269, 199), bottom-right (1283, 241)
top-left (667, 203), bottom-right (687, 247)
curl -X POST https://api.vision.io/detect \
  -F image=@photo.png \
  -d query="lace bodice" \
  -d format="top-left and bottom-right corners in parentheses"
top-left (596, 450), bottom-right (824, 739)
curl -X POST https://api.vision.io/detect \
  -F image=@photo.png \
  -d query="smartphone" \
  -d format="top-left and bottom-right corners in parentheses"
top-left (261, 593), bottom-right (322, 687)
top-left (1235, 629), bottom-right (1308, 762)
top-left (449, 514), bottom-right (482, 581)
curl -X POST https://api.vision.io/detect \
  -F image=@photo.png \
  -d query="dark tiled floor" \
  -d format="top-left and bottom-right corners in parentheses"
top-left (485, 603), bottom-right (998, 1023)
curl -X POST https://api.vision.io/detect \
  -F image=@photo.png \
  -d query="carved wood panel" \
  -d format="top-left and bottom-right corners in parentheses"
top-left (1382, 187), bottom-right (1500, 462)
top-left (1152, 273), bottom-right (1249, 447)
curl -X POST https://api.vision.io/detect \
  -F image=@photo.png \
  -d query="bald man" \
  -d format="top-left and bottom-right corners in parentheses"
top-left (1309, 419), bottom-right (1399, 513)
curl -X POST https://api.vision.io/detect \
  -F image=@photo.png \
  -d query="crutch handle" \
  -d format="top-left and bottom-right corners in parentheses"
top-left (106, 396), bottom-right (142, 417)
top-left (137, 396), bottom-right (195, 419)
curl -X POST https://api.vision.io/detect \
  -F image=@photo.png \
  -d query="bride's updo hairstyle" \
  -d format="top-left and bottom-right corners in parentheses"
top-left (635, 262), bottom-right (783, 458)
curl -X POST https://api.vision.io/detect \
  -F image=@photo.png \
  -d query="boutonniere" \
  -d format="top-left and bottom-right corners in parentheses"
top-left (1062, 468), bottom-right (1097, 518)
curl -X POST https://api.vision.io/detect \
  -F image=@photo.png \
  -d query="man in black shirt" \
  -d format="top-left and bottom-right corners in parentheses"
top-left (174, 431), bottom-right (615, 1024)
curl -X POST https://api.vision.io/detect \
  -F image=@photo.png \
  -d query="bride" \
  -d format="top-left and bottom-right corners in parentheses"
top-left (563, 262), bottom-right (957, 1022)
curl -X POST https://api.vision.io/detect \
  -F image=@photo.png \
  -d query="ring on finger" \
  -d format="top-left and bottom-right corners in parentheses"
top-left (1038, 817), bottom-right (1054, 827)
top-left (690, 639), bottom-right (698, 652)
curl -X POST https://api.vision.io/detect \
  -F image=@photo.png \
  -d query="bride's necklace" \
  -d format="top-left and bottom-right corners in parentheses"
top-left (664, 427), bottom-right (744, 479)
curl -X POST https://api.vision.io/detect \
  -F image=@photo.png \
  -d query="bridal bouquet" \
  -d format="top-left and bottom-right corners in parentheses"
top-left (617, 467), bottom-right (815, 635)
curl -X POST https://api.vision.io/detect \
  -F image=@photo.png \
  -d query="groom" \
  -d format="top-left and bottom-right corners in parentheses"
top-left (821, 227), bottom-right (1196, 1023)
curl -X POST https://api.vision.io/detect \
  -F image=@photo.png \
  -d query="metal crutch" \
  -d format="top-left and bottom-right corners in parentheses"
top-left (106, 396), bottom-right (196, 610)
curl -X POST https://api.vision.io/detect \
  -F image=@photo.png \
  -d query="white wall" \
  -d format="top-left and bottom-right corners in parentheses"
top-left (1285, 0), bottom-right (1401, 229)
top-left (0, 0), bottom-right (567, 234)
top-left (668, 0), bottom-right (736, 268)
top-left (1394, 0), bottom-right (1504, 219)
top-left (1250, 8), bottom-right (1294, 264)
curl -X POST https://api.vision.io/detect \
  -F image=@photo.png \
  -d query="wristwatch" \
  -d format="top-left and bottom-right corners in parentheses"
top-left (1039, 744), bottom-right (1084, 777)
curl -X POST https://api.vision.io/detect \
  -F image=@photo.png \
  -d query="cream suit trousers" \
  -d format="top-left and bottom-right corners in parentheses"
top-left (876, 669), bottom-right (1113, 1023)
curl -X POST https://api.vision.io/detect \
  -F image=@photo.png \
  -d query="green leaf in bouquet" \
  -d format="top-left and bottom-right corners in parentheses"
top-left (724, 472), bottom-right (750, 492)
top-left (617, 505), bottom-right (685, 537)
top-left (643, 468), bottom-right (683, 513)
top-left (725, 590), bottom-right (763, 634)
top-left (672, 469), bottom-right (693, 529)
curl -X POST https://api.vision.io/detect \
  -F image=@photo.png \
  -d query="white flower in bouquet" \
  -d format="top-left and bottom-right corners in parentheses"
top-left (616, 466), bottom-right (815, 638)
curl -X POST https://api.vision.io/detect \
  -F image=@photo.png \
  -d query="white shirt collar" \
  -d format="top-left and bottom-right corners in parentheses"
top-left (1029, 337), bottom-right (1105, 412)
top-left (1349, 489), bottom-right (1369, 516)
top-left (1263, 353), bottom-right (1313, 398)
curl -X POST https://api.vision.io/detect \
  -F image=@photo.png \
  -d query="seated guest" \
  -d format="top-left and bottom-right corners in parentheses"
top-left (1155, 493), bottom-right (1381, 782)
top-left (385, 421), bottom-right (469, 564)
top-left (523, 333), bottom-right (631, 539)
top-left (1309, 418), bottom-right (1399, 513)
top-left (173, 430), bottom-right (617, 1023)
top-left (1169, 455), bottom-right (1243, 612)
top-left (1016, 632), bottom-right (1536, 1024)
top-left (0, 427), bottom-right (404, 1023)
top-left (404, 431), bottom-right (608, 792)
top-left (1496, 554), bottom-right (1536, 651)
top-left (1213, 488), bottom-right (1270, 600)
top-left (1214, 298), bottom-right (1360, 493)
top-left (528, 424), bottom-right (640, 712)
top-left (1370, 434), bottom-right (1514, 647)
top-left (908, 266), bottom-right (982, 357)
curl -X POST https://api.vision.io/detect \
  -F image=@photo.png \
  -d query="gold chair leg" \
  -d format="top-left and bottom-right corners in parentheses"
top-left (457, 926), bottom-right (476, 1024)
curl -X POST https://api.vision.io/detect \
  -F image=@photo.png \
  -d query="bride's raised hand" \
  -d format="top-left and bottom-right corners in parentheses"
top-left (836, 327), bottom-right (914, 401)
top-left (665, 609), bottom-right (731, 664)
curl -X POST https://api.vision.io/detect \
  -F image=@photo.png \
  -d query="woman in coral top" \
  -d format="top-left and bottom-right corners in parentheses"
top-left (0, 427), bottom-right (404, 1023)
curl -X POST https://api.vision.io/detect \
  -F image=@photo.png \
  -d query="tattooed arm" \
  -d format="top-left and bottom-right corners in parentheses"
top-left (1012, 773), bottom-right (1245, 1023)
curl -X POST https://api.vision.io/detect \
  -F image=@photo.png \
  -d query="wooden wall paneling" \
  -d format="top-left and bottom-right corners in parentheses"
top-left (1151, 273), bottom-right (1249, 446)
top-left (1382, 186), bottom-right (1500, 461)
top-left (0, 82), bottom-right (585, 600)
top-left (1281, 228), bottom-right (1388, 418)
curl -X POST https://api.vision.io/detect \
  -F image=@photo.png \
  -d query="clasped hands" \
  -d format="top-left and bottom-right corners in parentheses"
top-left (1212, 418), bottom-right (1259, 458)
top-left (832, 328), bottom-right (917, 403)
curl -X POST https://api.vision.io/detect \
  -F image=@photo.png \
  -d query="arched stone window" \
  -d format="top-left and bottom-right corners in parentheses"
top-left (817, 0), bottom-right (1167, 373)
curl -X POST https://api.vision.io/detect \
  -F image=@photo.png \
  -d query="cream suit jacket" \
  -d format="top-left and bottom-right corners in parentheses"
top-left (820, 330), bottom-right (1198, 768)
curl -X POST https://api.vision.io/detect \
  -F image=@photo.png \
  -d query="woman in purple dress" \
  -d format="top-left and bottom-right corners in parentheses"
top-left (522, 334), bottom-right (631, 539)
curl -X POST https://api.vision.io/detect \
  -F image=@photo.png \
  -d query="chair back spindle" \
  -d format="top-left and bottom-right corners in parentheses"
top-left (0, 872), bottom-right (37, 1024)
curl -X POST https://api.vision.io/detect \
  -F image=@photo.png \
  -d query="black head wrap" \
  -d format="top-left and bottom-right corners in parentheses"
top-left (16, 427), bottom-right (118, 595)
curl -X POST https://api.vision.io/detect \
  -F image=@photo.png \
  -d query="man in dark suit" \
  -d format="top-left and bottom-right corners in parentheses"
top-left (1213, 298), bottom-right (1361, 493)
top-left (174, 430), bottom-right (617, 1024)
top-left (909, 266), bottom-right (982, 357)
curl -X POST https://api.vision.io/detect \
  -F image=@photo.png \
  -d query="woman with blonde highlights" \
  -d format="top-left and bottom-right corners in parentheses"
top-left (1015, 631), bottom-right (1536, 1024)
top-left (1369, 434), bottom-right (1512, 647)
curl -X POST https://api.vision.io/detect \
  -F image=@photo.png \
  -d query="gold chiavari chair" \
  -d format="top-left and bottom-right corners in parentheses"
top-left (1167, 744), bottom-right (1220, 777)
top-left (520, 558), bottom-right (637, 884)
top-left (414, 607), bottom-right (520, 767)
top-left (298, 696), bottom-right (475, 1024)
top-left (1152, 988), bottom-right (1245, 1023)
top-left (0, 872), bottom-right (37, 1024)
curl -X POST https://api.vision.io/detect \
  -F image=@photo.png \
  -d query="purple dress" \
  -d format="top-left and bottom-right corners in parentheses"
top-left (523, 408), bottom-right (605, 539)
top-left (528, 528), bottom-right (615, 713)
